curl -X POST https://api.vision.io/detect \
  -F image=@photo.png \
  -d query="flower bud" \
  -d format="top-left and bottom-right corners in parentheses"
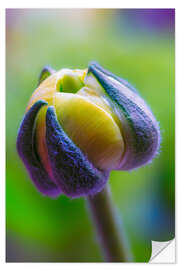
top-left (17, 62), bottom-right (160, 198)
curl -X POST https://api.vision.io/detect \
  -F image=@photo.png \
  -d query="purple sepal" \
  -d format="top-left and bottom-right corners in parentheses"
top-left (38, 65), bottom-right (56, 86)
top-left (16, 100), bottom-right (61, 197)
top-left (88, 62), bottom-right (160, 170)
top-left (46, 106), bottom-right (109, 198)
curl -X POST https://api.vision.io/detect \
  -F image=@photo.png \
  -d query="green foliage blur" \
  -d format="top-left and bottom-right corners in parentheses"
top-left (6, 9), bottom-right (175, 262)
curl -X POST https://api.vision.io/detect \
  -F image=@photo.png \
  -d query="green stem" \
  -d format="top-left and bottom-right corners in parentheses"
top-left (87, 184), bottom-right (127, 262)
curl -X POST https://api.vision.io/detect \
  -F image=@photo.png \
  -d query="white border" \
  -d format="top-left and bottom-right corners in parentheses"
top-left (1, 1), bottom-right (178, 269)
top-left (0, 0), bottom-right (177, 9)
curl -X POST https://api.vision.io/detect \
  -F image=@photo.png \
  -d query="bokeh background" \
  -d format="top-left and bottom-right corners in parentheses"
top-left (6, 9), bottom-right (175, 262)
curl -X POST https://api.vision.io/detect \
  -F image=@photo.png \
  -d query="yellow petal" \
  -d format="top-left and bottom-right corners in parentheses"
top-left (27, 69), bottom-right (87, 111)
top-left (58, 70), bottom-right (84, 93)
top-left (54, 92), bottom-right (124, 170)
top-left (27, 87), bottom-right (56, 111)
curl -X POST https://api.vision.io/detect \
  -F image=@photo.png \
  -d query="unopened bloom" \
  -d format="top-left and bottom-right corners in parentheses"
top-left (17, 62), bottom-right (160, 198)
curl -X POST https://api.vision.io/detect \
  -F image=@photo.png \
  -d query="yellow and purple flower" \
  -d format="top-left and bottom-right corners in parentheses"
top-left (17, 62), bottom-right (160, 198)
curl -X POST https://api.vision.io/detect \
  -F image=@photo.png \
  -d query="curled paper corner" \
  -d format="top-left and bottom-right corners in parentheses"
top-left (150, 239), bottom-right (175, 263)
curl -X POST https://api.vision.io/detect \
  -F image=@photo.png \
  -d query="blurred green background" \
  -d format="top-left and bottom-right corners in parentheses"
top-left (6, 9), bottom-right (175, 262)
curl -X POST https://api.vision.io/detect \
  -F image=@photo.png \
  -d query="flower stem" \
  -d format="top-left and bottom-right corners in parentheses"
top-left (87, 184), bottom-right (127, 262)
